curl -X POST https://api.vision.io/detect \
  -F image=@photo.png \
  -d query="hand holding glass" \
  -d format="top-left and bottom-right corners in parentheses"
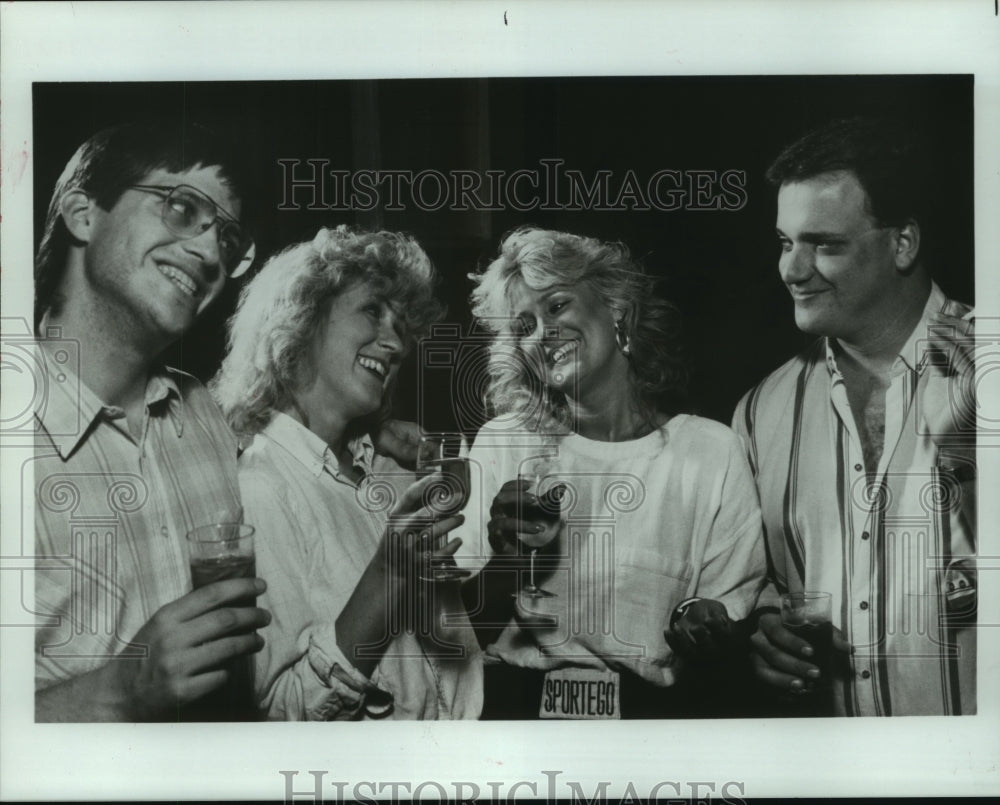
top-left (416, 434), bottom-right (472, 582)
top-left (780, 591), bottom-right (834, 712)
top-left (512, 458), bottom-right (563, 601)
top-left (185, 523), bottom-right (259, 720)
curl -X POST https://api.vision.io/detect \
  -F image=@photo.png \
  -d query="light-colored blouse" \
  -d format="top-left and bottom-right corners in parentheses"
top-left (241, 412), bottom-right (482, 720)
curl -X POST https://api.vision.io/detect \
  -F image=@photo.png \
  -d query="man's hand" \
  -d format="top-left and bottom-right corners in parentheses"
top-left (103, 578), bottom-right (270, 720)
top-left (372, 419), bottom-right (423, 470)
top-left (665, 599), bottom-right (735, 658)
top-left (750, 612), bottom-right (852, 693)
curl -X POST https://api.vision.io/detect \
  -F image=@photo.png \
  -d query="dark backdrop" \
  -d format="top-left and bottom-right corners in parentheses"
top-left (33, 76), bottom-right (974, 431)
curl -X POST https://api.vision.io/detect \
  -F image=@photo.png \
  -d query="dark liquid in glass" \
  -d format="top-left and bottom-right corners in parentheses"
top-left (783, 619), bottom-right (835, 717)
top-left (180, 554), bottom-right (258, 722)
top-left (510, 488), bottom-right (562, 549)
top-left (518, 497), bottom-right (561, 523)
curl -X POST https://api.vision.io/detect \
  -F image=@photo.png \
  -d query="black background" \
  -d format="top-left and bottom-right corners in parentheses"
top-left (33, 76), bottom-right (974, 430)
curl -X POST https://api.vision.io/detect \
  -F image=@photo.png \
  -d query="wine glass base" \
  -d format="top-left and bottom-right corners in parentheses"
top-left (420, 566), bottom-right (472, 583)
top-left (511, 596), bottom-right (559, 628)
top-left (512, 587), bottom-right (557, 599)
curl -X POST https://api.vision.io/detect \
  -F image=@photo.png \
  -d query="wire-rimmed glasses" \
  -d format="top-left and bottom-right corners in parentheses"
top-left (129, 184), bottom-right (255, 277)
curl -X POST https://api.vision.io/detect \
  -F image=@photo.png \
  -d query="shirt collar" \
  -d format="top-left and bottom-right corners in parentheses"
top-left (824, 282), bottom-right (949, 379)
top-left (34, 336), bottom-right (184, 459)
top-left (261, 412), bottom-right (376, 481)
top-left (147, 369), bottom-right (184, 433)
top-left (35, 340), bottom-right (105, 459)
top-left (351, 432), bottom-right (377, 474)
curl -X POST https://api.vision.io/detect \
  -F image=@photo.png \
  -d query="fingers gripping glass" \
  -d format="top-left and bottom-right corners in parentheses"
top-left (513, 457), bottom-right (561, 603)
top-left (130, 184), bottom-right (255, 277)
top-left (416, 434), bottom-right (472, 583)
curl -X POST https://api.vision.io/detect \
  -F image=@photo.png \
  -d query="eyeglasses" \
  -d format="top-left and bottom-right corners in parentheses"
top-left (129, 184), bottom-right (255, 277)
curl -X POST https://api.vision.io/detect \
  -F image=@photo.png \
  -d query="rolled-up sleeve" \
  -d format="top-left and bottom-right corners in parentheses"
top-left (694, 432), bottom-right (767, 621)
top-left (243, 471), bottom-right (372, 721)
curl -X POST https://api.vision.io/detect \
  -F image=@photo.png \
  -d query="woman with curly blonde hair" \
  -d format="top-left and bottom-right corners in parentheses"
top-left (214, 225), bottom-right (482, 720)
top-left (470, 226), bottom-right (689, 434)
top-left (458, 227), bottom-right (765, 719)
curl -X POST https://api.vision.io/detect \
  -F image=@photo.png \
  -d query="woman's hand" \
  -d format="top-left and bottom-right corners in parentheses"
top-left (380, 470), bottom-right (465, 581)
top-left (338, 471), bottom-right (464, 676)
top-left (372, 419), bottom-right (422, 470)
top-left (487, 478), bottom-right (564, 558)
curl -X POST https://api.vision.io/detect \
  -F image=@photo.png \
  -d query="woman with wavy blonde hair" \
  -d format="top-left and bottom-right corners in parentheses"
top-left (214, 225), bottom-right (482, 720)
top-left (458, 227), bottom-right (765, 719)
top-left (470, 226), bottom-right (689, 434)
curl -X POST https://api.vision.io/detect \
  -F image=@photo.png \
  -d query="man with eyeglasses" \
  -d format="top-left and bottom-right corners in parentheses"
top-left (32, 121), bottom-right (270, 721)
top-left (733, 117), bottom-right (977, 716)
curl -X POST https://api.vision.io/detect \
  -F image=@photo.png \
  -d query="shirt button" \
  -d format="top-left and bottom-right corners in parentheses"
top-left (860, 601), bottom-right (869, 610)
top-left (854, 463), bottom-right (863, 472)
top-left (861, 670), bottom-right (871, 679)
top-left (861, 531), bottom-right (870, 541)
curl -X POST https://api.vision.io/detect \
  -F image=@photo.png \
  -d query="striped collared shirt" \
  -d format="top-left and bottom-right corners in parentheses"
top-left (733, 284), bottom-right (976, 716)
top-left (33, 340), bottom-right (241, 688)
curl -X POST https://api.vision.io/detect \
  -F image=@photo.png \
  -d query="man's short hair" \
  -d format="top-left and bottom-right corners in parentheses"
top-left (765, 116), bottom-right (926, 230)
top-left (34, 121), bottom-right (251, 327)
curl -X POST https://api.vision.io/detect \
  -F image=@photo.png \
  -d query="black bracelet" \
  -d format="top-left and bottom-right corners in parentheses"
top-left (668, 597), bottom-right (703, 631)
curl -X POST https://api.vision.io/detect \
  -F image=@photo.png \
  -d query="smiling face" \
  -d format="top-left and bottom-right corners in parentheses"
top-left (79, 164), bottom-right (238, 344)
top-left (298, 281), bottom-right (404, 430)
top-left (508, 276), bottom-right (628, 402)
top-left (775, 170), bottom-right (904, 346)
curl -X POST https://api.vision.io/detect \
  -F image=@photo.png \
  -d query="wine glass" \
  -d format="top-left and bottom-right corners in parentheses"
top-left (512, 455), bottom-right (562, 601)
top-left (416, 433), bottom-right (472, 583)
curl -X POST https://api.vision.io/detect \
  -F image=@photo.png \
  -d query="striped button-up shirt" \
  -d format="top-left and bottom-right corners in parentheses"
top-left (33, 341), bottom-right (242, 688)
top-left (733, 284), bottom-right (976, 716)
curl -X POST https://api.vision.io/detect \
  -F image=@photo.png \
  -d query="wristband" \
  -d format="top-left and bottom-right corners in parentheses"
top-left (362, 683), bottom-right (395, 719)
top-left (669, 597), bottom-right (703, 630)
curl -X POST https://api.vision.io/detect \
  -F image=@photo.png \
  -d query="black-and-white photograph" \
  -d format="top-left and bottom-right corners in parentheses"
top-left (2, 2), bottom-right (998, 801)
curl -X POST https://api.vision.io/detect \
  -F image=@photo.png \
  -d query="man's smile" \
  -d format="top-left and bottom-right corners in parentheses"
top-left (157, 262), bottom-right (204, 299)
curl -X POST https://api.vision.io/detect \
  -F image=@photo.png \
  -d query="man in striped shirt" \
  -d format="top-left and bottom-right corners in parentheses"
top-left (32, 122), bottom-right (271, 721)
top-left (734, 118), bottom-right (976, 716)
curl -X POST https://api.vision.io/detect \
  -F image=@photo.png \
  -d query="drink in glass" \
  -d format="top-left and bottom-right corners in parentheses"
top-left (416, 434), bottom-right (472, 582)
top-left (512, 456), bottom-right (562, 601)
top-left (416, 434), bottom-right (471, 518)
top-left (780, 591), bottom-right (834, 716)
top-left (185, 523), bottom-right (258, 721)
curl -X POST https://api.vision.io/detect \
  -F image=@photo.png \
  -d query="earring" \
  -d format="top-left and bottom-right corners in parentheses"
top-left (614, 319), bottom-right (631, 356)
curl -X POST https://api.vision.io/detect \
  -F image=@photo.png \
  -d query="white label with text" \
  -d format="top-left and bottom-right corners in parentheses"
top-left (539, 668), bottom-right (621, 719)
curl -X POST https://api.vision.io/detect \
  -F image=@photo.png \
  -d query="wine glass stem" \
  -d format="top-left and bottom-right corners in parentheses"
top-left (529, 549), bottom-right (538, 589)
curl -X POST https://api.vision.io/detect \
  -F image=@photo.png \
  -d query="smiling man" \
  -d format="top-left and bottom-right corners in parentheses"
top-left (32, 122), bottom-right (270, 721)
top-left (733, 117), bottom-right (977, 716)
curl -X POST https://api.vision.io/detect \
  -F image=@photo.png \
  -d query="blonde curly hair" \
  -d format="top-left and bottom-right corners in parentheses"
top-left (213, 225), bottom-right (443, 437)
top-left (469, 226), bottom-right (687, 432)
